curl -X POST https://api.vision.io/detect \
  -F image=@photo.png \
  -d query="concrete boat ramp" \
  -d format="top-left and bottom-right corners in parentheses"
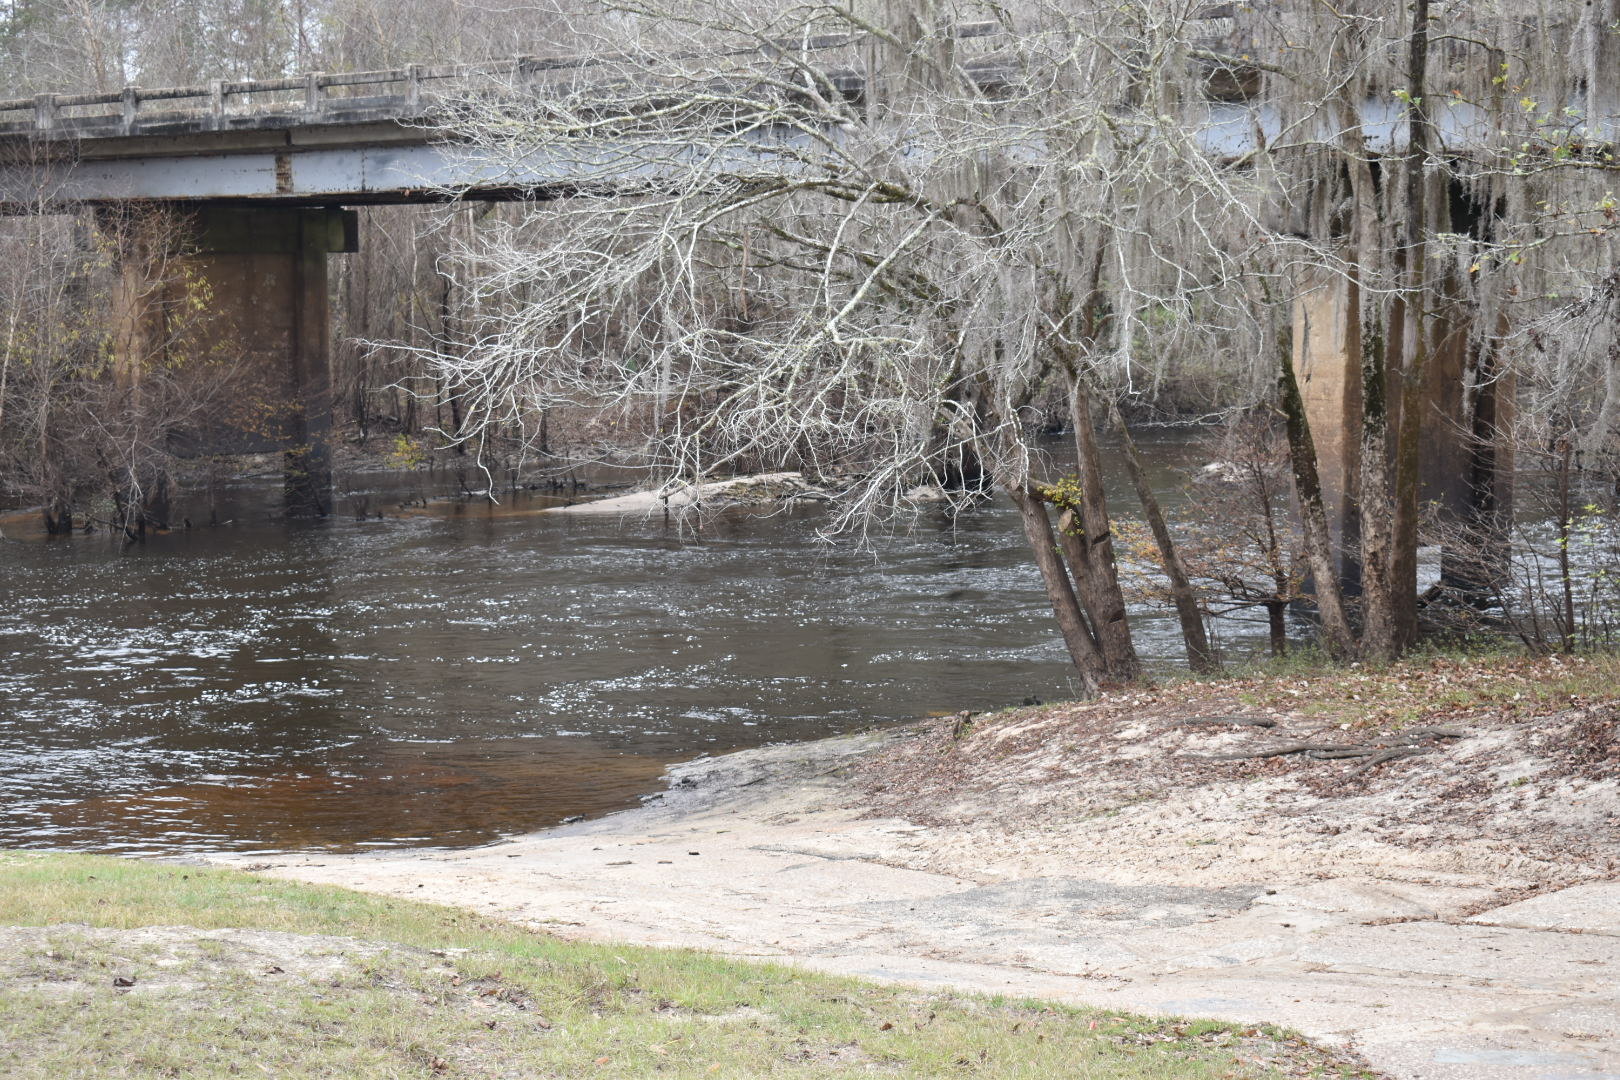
top-left (226, 731), bottom-right (1620, 1080)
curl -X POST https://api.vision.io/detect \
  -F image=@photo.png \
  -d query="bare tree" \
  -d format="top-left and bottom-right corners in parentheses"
top-left (399, 0), bottom-right (1284, 688)
top-left (0, 181), bottom-right (239, 538)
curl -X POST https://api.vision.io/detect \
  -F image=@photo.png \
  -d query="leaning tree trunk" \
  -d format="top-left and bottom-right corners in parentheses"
top-left (1033, 238), bottom-right (1140, 684)
top-left (1009, 485), bottom-right (1106, 696)
top-left (1050, 504), bottom-right (1129, 678)
top-left (1109, 402), bottom-right (1217, 673)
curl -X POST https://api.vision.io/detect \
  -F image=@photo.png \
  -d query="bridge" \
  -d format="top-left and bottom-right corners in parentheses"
top-left (0, 24), bottom-right (1547, 539)
top-left (0, 55), bottom-right (635, 513)
top-left (0, 35), bottom-right (983, 513)
top-left (0, 57), bottom-right (677, 205)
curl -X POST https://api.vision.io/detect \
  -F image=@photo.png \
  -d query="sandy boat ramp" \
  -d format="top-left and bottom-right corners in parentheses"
top-left (221, 698), bottom-right (1620, 1080)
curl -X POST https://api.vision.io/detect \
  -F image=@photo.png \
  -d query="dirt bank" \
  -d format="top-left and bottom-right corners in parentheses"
top-left (228, 655), bottom-right (1620, 1080)
top-left (853, 660), bottom-right (1620, 894)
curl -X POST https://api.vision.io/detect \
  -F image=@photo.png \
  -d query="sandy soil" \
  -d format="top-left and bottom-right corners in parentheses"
top-left (227, 671), bottom-right (1620, 1080)
top-left (854, 682), bottom-right (1619, 894)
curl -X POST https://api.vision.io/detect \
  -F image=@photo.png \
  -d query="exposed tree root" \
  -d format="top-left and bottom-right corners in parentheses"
top-left (1348, 744), bottom-right (1433, 776)
top-left (1400, 725), bottom-right (1466, 740)
top-left (1194, 742), bottom-right (1358, 761)
top-left (1186, 728), bottom-right (1467, 773)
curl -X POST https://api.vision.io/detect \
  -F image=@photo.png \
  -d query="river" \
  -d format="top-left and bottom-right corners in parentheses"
top-left (0, 432), bottom-right (1282, 855)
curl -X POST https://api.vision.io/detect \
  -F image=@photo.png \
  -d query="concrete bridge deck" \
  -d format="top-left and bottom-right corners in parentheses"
top-left (3, 12), bottom-right (1613, 210)
top-left (0, 54), bottom-right (685, 205)
top-left (0, 26), bottom-right (992, 206)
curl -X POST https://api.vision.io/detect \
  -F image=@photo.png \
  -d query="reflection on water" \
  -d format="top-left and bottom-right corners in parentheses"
top-left (0, 433), bottom-right (1263, 855)
top-left (51, 738), bottom-right (671, 852)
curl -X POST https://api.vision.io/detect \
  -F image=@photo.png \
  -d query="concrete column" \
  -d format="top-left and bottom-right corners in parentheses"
top-left (1292, 268), bottom-right (1515, 597)
top-left (1291, 265), bottom-right (1364, 593)
top-left (108, 204), bottom-right (357, 517)
top-left (285, 208), bottom-right (339, 516)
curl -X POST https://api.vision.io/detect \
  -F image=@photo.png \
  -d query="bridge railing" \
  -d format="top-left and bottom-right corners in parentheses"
top-left (0, 59), bottom-right (541, 139)
top-left (0, 23), bottom-right (1004, 141)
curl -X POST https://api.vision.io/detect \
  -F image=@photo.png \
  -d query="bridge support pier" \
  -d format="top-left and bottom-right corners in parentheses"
top-left (109, 203), bottom-right (357, 517)
top-left (1292, 269), bottom-right (1515, 600)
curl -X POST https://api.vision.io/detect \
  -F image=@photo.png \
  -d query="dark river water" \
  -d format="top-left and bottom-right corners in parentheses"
top-left (1, 434), bottom-right (1273, 855)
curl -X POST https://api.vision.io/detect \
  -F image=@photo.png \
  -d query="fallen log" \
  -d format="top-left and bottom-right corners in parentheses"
top-left (1191, 742), bottom-right (1360, 761)
top-left (1176, 715), bottom-right (1278, 729)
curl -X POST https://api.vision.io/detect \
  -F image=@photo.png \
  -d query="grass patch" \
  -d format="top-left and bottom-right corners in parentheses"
top-left (0, 853), bottom-right (1373, 1079)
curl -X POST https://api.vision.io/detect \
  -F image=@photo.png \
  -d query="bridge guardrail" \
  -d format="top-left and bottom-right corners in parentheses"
top-left (0, 62), bottom-right (505, 138)
top-left (0, 22), bottom-right (1003, 141)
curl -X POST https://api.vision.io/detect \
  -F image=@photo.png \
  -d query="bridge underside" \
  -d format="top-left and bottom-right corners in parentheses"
top-left (3, 127), bottom-right (595, 207)
top-left (0, 119), bottom-right (810, 208)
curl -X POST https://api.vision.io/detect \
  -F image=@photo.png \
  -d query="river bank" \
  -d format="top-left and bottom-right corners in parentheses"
top-left (220, 653), bottom-right (1620, 1080)
top-left (4, 853), bottom-right (1366, 1079)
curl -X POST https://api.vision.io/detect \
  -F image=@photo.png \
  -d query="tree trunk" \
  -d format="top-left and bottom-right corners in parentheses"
top-left (41, 498), bottom-right (72, 536)
top-left (1388, 0), bottom-right (1434, 653)
top-left (1052, 506), bottom-right (1115, 660)
top-left (1066, 376), bottom-right (1140, 682)
top-left (1278, 341), bottom-right (1358, 659)
top-left (1555, 438), bottom-right (1576, 653)
top-left (1010, 485), bottom-right (1106, 696)
top-left (1267, 601), bottom-right (1288, 657)
top-left (1109, 402), bottom-right (1216, 672)
top-left (1360, 306), bottom-right (1399, 663)
top-left (1053, 509), bottom-right (1096, 615)
top-left (1329, 46), bottom-right (1396, 661)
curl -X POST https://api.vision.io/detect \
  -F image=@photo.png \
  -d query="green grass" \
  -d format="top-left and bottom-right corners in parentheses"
top-left (0, 853), bottom-right (1374, 1079)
